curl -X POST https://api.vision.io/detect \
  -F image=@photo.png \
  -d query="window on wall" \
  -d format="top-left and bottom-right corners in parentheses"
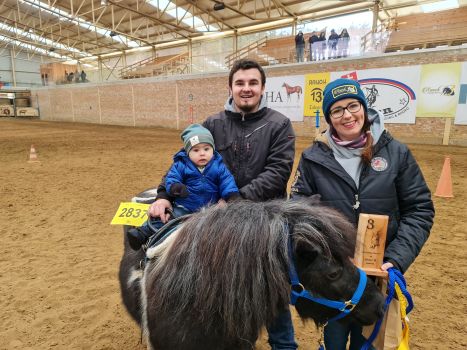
top-left (265, 26), bottom-right (293, 38)
top-left (191, 37), bottom-right (234, 73)
top-left (237, 32), bottom-right (267, 48)
top-left (236, 26), bottom-right (293, 49)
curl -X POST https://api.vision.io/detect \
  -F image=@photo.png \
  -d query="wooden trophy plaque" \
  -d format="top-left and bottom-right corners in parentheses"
top-left (354, 213), bottom-right (389, 278)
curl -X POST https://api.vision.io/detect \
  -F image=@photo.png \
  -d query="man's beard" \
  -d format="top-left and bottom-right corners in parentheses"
top-left (238, 103), bottom-right (257, 113)
top-left (235, 96), bottom-right (262, 113)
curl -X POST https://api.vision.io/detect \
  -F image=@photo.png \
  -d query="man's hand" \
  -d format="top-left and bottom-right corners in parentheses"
top-left (148, 199), bottom-right (172, 223)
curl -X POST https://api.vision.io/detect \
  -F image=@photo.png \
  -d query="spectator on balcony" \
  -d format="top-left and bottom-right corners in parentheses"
top-left (308, 31), bottom-right (319, 61)
top-left (328, 29), bottom-right (339, 59)
top-left (317, 31), bottom-right (327, 60)
top-left (295, 31), bottom-right (305, 63)
top-left (81, 70), bottom-right (87, 82)
top-left (338, 28), bottom-right (351, 58)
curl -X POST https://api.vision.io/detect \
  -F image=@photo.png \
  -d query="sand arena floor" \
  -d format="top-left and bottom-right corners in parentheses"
top-left (0, 118), bottom-right (466, 350)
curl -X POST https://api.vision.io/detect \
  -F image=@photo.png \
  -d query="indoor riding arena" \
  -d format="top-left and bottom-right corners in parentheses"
top-left (0, 118), bottom-right (466, 350)
top-left (2, 1), bottom-right (467, 349)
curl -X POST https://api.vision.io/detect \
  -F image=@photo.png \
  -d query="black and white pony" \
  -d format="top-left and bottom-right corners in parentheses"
top-left (119, 198), bottom-right (385, 350)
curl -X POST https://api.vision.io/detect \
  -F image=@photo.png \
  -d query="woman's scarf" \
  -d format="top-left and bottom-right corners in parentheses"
top-left (330, 131), bottom-right (367, 149)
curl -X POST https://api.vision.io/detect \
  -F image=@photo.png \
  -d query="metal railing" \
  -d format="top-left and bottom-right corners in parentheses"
top-left (225, 37), bottom-right (268, 68)
top-left (361, 18), bottom-right (394, 53)
top-left (121, 52), bottom-right (189, 79)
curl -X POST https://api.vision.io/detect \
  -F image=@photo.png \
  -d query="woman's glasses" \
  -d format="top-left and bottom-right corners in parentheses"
top-left (330, 101), bottom-right (362, 119)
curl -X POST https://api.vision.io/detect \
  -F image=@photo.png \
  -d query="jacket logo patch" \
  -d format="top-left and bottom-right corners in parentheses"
top-left (189, 136), bottom-right (200, 147)
top-left (371, 157), bottom-right (388, 172)
top-left (332, 85), bottom-right (358, 98)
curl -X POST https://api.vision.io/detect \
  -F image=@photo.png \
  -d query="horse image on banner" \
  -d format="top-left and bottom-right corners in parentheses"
top-left (119, 197), bottom-right (385, 350)
top-left (282, 82), bottom-right (303, 101)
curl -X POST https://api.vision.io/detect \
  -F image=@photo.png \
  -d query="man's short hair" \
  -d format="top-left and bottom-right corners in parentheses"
top-left (228, 59), bottom-right (266, 88)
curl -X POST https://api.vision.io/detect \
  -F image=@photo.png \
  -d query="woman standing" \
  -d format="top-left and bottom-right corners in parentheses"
top-left (338, 28), bottom-right (350, 58)
top-left (317, 31), bottom-right (326, 60)
top-left (295, 31), bottom-right (305, 62)
top-left (291, 78), bottom-right (434, 350)
top-left (308, 31), bottom-right (319, 61)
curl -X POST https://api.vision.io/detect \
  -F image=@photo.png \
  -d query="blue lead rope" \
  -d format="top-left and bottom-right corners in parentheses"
top-left (360, 267), bottom-right (414, 350)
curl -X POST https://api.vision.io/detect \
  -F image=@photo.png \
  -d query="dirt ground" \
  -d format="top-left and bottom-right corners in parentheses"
top-left (0, 118), bottom-right (466, 350)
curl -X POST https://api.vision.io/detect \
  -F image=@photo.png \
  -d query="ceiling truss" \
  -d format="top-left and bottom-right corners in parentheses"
top-left (0, 0), bottom-right (463, 62)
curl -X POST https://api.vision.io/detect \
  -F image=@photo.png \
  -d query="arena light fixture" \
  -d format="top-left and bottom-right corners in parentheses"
top-left (213, 2), bottom-right (225, 11)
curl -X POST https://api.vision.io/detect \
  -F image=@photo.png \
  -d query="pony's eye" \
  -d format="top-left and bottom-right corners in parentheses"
top-left (327, 270), bottom-right (341, 281)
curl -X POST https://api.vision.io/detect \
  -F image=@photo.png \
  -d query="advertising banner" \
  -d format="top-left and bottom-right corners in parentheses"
top-left (454, 62), bottom-right (467, 125)
top-left (416, 62), bottom-right (462, 118)
top-left (332, 67), bottom-right (420, 124)
top-left (303, 72), bottom-right (331, 119)
top-left (265, 75), bottom-right (305, 121)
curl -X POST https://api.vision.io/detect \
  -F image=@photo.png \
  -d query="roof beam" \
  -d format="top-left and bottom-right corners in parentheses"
top-left (184, 0), bottom-right (234, 30)
top-left (212, 0), bottom-right (256, 20)
top-left (108, 0), bottom-right (194, 38)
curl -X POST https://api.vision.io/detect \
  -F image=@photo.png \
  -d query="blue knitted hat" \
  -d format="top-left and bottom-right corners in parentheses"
top-left (181, 124), bottom-right (215, 154)
top-left (322, 78), bottom-right (367, 123)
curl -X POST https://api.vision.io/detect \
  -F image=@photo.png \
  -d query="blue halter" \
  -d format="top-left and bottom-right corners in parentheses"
top-left (287, 234), bottom-right (367, 324)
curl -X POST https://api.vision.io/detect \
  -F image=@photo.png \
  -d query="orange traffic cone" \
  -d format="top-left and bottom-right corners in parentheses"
top-left (28, 144), bottom-right (40, 163)
top-left (434, 156), bottom-right (453, 198)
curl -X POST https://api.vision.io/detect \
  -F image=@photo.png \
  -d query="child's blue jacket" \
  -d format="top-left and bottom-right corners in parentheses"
top-left (165, 149), bottom-right (239, 212)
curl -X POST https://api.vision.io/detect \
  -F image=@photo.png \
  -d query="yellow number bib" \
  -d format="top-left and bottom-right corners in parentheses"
top-left (110, 202), bottom-right (150, 227)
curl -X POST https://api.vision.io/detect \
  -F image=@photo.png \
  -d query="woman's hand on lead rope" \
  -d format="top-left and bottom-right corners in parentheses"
top-left (381, 262), bottom-right (394, 271)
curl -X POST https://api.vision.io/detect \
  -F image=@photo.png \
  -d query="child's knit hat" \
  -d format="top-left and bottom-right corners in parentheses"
top-left (322, 78), bottom-right (367, 123)
top-left (181, 124), bottom-right (215, 154)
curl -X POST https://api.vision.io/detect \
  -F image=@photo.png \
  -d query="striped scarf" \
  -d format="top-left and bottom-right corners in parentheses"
top-left (331, 132), bottom-right (367, 149)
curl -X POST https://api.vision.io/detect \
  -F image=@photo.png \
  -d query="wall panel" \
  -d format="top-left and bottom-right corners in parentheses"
top-left (99, 85), bottom-right (133, 126)
top-left (49, 89), bottom-right (73, 121)
top-left (177, 76), bottom-right (226, 130)
top-left (72, 87), bottom-right (100, 124)
top-left (133, 82), bottom-right (177, 128)
top-left (32, 47), bottom-right (467, 146)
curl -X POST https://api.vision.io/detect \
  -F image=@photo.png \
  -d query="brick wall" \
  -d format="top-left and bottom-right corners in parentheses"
top-left (33, 47), bottom-right (467, 146)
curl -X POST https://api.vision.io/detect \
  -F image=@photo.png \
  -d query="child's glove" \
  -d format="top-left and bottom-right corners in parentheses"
top-left (169, 183), bottom-right (189, 198)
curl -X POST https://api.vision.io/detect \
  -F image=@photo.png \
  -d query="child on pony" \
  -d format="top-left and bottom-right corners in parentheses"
top-left (126, 124), bottom-right (239, 250)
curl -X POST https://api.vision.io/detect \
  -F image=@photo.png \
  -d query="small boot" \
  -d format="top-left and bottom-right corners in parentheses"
top-left (126, 227), bottom-right (149, 250)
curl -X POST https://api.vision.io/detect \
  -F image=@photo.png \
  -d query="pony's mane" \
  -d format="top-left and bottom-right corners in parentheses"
top-left (144, 198), bottom-right (355, 341)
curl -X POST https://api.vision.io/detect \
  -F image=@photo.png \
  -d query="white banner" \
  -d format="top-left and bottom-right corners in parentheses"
top-left (265, 75), bottom-right (305, 121)
top-left (455, 62), bottom-right (467, 125)
top-left (332, 66), bottom-right (421, 124)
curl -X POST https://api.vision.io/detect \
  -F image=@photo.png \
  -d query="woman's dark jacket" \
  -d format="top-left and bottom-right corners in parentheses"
top-left (165, 150), bottom-right (239, 212)
top-left (309, 35), bottom-right (319, 44)
top-left (291, 131), bottom-right (434, 273)
top-left (295, 33), bottom-right (305, 47)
